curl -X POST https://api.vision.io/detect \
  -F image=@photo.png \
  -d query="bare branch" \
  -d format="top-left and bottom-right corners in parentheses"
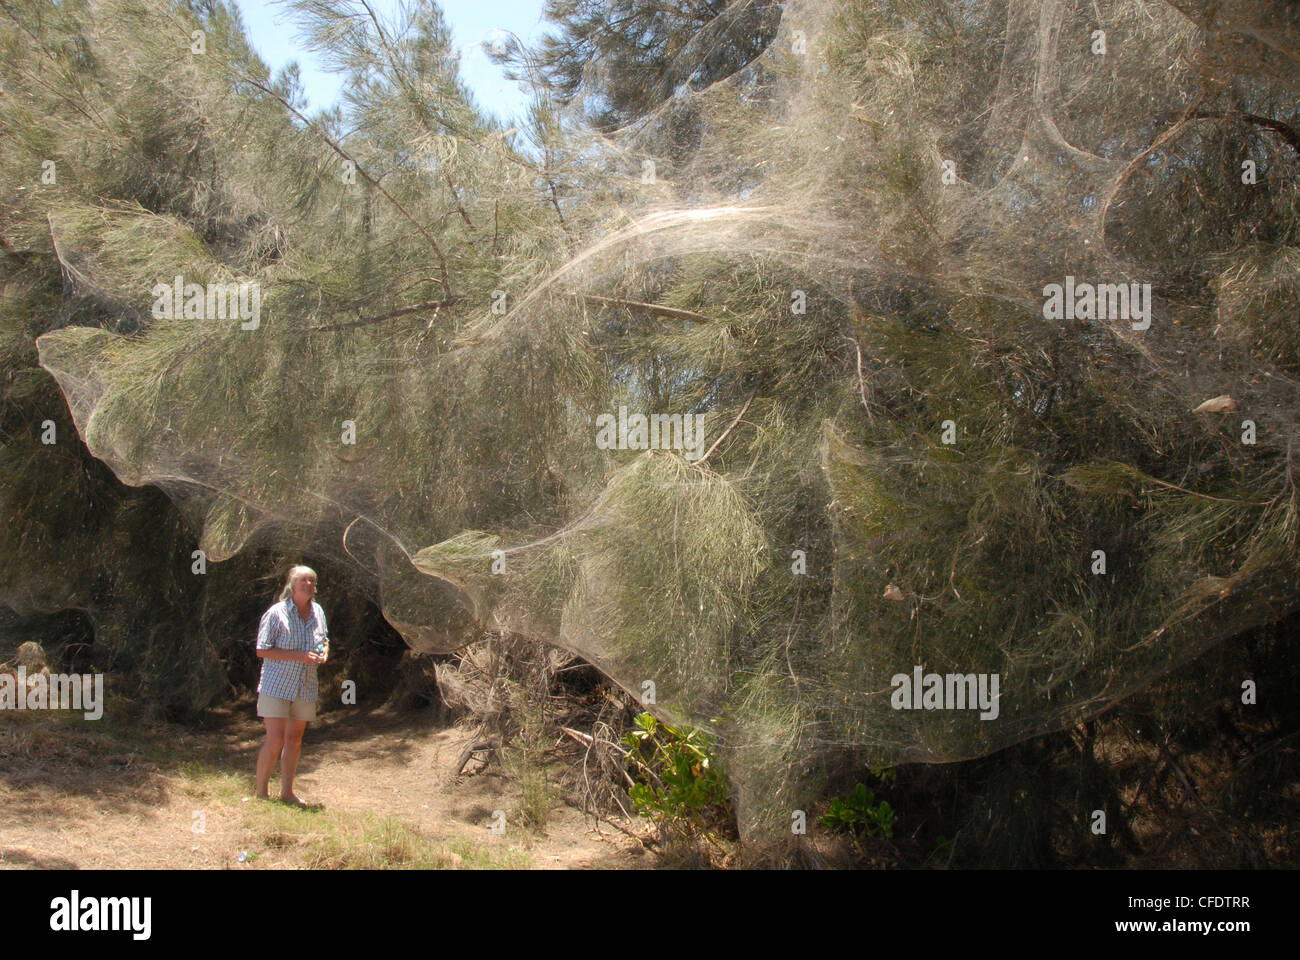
top-left (309, 296), bottom-right (462, 332)
top-left (844, 335), bottom-right (876, 427)
top-left (1190, 109), bottom-right (1300, 152)
top-left (1098, 92), bottom-right (1207, 248)
top-left (698, 384), bottom-right (759, 465)
top-left (581, 293), bottom-right (709, 323)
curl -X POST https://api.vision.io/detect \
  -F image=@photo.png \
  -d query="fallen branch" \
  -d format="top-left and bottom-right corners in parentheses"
top-left (454, 726), bottom-right (500, 774)
top-left (561, 725), bottom-right (629, 757)
top-left (1159, 738), bottom-right (1213, 816)
top-left (560, 725), bottom-right (594, 746)
top-left (596, 813), bottom-right (652, 845)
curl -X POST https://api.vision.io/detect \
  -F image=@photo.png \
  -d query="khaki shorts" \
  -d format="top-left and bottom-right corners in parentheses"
top-left (257, 692), bottom-right (317, 722)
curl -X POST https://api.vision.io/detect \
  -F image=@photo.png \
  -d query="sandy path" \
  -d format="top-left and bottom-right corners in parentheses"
top-left (0, 701), bottom-right (649, 870)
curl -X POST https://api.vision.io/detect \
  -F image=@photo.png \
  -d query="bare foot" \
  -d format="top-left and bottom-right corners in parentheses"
top-left (280, 794), bottom-right (321, 810)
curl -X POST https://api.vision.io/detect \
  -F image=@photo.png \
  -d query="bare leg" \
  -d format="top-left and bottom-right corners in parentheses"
top-left (256, 718), bottom-right (287, 798)
top-left (280, 717), bottom-right (309, 804)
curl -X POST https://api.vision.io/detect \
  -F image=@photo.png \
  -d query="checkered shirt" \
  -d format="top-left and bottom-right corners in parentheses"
top-left (256, 599), bottom-right (327, 703)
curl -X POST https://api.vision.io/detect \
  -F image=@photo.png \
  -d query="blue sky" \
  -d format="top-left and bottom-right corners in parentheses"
top-left (231, 0), bottom-right (550, 125)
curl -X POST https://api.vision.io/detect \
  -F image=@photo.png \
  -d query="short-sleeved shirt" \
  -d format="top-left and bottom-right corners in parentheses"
top-left (256, 599), bottom-right (328, 703)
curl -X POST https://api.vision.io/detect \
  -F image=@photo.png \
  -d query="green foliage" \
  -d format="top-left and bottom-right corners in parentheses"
top-left (527, 0), bottom-right (781, 130)
top-left (621, 711), bottom-right (732, 833)
top-left (820, 778), bottom-right (896, 839)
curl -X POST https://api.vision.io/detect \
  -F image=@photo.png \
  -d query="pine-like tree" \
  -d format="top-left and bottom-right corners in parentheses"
top-left (2, 0), bottom-right (1296, 843)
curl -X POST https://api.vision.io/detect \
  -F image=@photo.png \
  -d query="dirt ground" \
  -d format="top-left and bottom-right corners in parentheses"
top-left (0, 697), bottom-right (653, 870)
top-left (4, 687), bottom-right (1290, 870)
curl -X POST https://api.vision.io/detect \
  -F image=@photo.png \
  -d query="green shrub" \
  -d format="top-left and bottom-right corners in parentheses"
top-left (621, 712), bottom-right (732, 835)
top-left (820, 777), bottom-right (896, 839)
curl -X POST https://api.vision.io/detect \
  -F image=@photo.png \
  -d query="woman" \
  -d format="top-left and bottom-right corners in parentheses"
top-left (254, 564), bottom-right (329, 807)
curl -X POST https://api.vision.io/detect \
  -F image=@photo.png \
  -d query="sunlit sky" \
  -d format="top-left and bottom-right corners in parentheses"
top-left (231, 0), bottom-right (550, 125)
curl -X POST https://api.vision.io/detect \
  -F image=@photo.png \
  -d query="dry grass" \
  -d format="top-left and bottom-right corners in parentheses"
top-left (0, 692), bottom-right (637, 870)
top-left (239, 803), bottom-right (530, 870)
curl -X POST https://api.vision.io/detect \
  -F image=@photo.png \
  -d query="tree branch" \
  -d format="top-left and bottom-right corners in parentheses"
top-left (1190, 109), bottom-right (1300, 152)
top-left (235, 72), bottom-right (452, 297)
top-left (844, 335), bottom-right (876, 427)
top-left (1098, 92), bottom-right (1207, 248)
top-left (580, 293), bottom-right (709, 323)
top-left (548, 179), bottom-right (568, 229)
top-left (310, 297), bottom-right (462, 332)
top-left (443, 170), bottom-right (475, 228)
top-left (697, 384), bottom-right (759, 465)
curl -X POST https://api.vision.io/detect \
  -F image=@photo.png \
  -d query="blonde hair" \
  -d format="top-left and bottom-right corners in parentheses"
top-left (279, 565), bottom-right (318, 602)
